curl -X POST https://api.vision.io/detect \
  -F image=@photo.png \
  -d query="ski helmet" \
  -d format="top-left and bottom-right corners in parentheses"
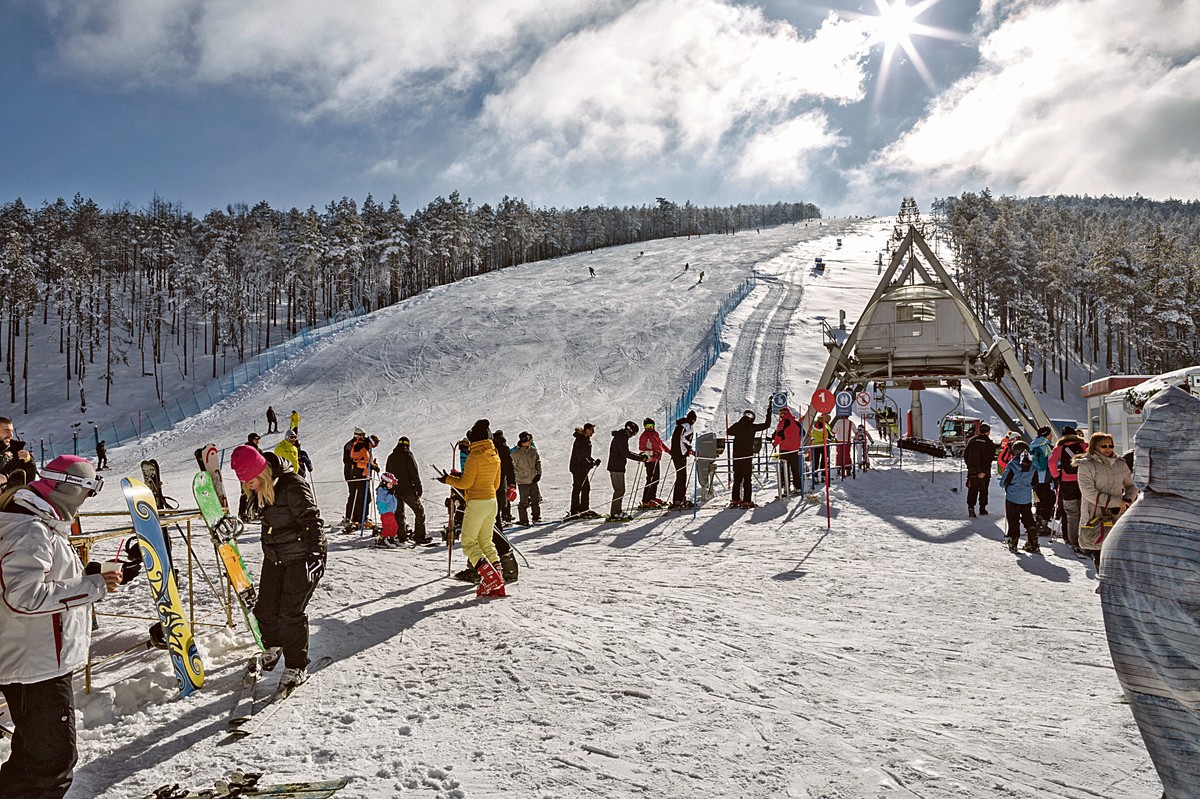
top-left (518, 431), bottom-right (533, 444)
top-left (398, 436), bottom-right (410, 447)
top-left (28, 455), bottom-right (101, 520)
top-left (743, 409), bottom-right (756, 421)
top-left (381, 472), bottom-right (397, 485)
top-left (1011, 440), bottom-right (1030, 456)
top-left (643, 417), bottom-right (655, 428)
top-left (624, 420), bottom-right (639, 436)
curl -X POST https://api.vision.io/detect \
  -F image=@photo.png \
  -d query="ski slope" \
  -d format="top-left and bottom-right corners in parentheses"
top-left (5, 218), bottom-right (1162, 798)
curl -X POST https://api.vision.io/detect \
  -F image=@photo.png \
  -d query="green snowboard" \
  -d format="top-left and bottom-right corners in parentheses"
top-left (193, 471), bottom-right (264, 650)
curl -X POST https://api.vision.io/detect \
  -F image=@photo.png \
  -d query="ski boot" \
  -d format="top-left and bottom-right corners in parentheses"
top-left (1006, 537), bottom-right (1018, 553)
top-left (262, 647), bottom-right (283, 671)
top-left (476, 561), bottom-right (506, 598)
top-left (454, 563), bottom-right (482, 584)
top-left (1022, 539), bottom-right (1041, 554)
top-left (499, 551), bottom-right (519, 582)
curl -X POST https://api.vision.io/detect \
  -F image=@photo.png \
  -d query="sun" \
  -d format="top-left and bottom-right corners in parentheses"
top-left (852, 0), bottom-right (966, 97)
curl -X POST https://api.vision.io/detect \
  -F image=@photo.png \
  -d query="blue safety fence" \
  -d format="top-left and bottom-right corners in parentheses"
top-left (663, 275), bottom-right (756, 425)
top-left (38, 307), bottom-right (368, 463)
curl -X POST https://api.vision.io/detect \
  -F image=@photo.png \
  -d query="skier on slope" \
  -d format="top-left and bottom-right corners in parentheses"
top-left (438, 419), bottom-right (505, 598)
top-left (266, 405), bottom-right (278, 434)
top-left (0, 456), bottom-right (131, 799)
top-left (1049, 426), bottom-right (1087, 554)
top-left (289, 410), bottom-right (301, 434)
top-left (638, 418), bottom-right (667, 509)
top-left (384, 436), bottom-right (427, 545)
top-left (726, 404), bottom-right (772, 508)
top-left (607, 421), bottom-right (649, 521)
top-left (568, 424), bottom-right (601, 519)
top-left (668, 411), bottom-right (697, 509)
top-left (231, 446), bottom-right (327, 691)
top-left (806, 416), bottom-right (830, 484)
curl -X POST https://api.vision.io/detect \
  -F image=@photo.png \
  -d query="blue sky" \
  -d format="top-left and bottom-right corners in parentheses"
top-left (2, 0), bottom-right (1198, 216)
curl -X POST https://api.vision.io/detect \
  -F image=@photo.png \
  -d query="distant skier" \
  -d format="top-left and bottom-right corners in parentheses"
top-left (589, 266), bottom-right (596, 278)
top-left (853, 422), bottom-right (873, 471)
top-left (1029, 426), bottom-right (1056, 532)
top-left (697, 270), bottom-right (705, 284)
top-left (607, 421), bottom-right (648, 520)
top-left (806, 416), bottom-right (830, 484)
top-left (384, 436), bottom-right (427, 545)
top-left (289, 410), bottom-right (301, 434)
top-left (727, 405), bottom-right (772, 508)
top-left (266, 405), bottom-right (279, 434)
top-left (95, 439), bottom-right (108, 470)
top-left (1049, 426), bottom-right (1087, 553)
top-left (683, 262), bottom-right (689, 272)
top-left (568, 424), bottom-right (601, 519)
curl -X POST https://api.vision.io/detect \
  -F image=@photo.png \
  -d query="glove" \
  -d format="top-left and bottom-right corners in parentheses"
top-left (639, 453), bottom-right (649, 462)
top-left (121, 560), bottom-right (142, 584)
top-left (532, 475), bottom-right (540, 484)
top-left (435, 475), bottom-right (447, 484)
top-left (506, 485), bottom-right (518, 502)
top-left (592, 458), bottom-right (601, 468)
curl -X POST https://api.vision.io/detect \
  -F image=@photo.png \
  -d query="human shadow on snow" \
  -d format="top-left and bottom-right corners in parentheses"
top-left (75, 579), bottom-right (476, 797)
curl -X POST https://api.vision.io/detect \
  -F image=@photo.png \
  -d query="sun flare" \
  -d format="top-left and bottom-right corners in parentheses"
top-left (869, 0), bottom-right (922, 49)
top-left (848, 0), bottom-right (967, 99)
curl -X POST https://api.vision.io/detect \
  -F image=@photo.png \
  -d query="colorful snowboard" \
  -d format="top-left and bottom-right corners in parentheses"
top-left (121, 477), bottom-right (205, 697)
top-left (193, 471), bottom-right (263, 649)
top-left (195, 443), bottom-right (229, 512)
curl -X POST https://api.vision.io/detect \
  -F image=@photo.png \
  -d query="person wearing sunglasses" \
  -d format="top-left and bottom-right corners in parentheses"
top-left (1073, 432), bottom-right (1136, 570)
top-left (0, 455), bottom-right (128, 799)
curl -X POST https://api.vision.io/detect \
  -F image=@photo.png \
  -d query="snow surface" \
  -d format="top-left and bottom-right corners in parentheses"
top-left (3, 219), bottom-right (1163, 798)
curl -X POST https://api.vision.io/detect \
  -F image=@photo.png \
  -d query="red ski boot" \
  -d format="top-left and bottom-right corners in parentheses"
top-left (476, 560), bottom-right (507, 598)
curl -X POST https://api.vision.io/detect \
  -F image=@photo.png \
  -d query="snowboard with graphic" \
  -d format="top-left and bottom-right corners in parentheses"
top-left (193, 471), bottom-right (263, 650)
top-left (194, 442), bottom-right (229, 512)
top-left (121, 477), bottom-right (205, 697)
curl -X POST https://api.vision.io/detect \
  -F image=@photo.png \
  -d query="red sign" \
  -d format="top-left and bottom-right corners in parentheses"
top-left (811, 389), bottom-right (835, 414)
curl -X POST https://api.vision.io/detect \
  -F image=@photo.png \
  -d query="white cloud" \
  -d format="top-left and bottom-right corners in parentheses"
top-left (445, 0), bottom-right (868, 202)
top-left (863, 0), bottom-right (1200, 203)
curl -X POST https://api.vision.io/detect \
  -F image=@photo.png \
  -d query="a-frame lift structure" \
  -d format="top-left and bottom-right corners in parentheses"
top-left (813, 220), bottom-right (1054, 440)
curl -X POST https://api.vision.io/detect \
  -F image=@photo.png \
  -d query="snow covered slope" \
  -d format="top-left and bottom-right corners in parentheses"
top-left (8, 219), bottom-right (1161, 798)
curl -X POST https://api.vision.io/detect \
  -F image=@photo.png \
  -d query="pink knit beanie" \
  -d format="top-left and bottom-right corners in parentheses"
top-left (231, 445), bottom-right (268, 482)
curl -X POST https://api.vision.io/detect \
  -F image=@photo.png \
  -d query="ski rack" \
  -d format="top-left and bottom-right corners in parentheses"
top-left (71, 508), bottom-right (245, 694)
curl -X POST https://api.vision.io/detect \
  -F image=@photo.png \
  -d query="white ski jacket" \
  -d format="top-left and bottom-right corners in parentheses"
top-left (0, 492), bottom-right (107, 684)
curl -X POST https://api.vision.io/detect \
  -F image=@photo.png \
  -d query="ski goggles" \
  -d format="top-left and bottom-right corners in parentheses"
top-left (41, 468), bottom-right (104, 496)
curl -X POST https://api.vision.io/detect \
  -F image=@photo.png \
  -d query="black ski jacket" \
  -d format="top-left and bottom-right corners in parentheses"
top-left (385, 445), bottom-right (423, 497)
top-left (257, 453), bottom-right (327, 566)
top-left (570, 429), bottom-right (596, 475)
top-left (726, 416), bottom-right (771, 459)
top-left (963, 434), bottom-right (998, 475)
top-left (494, 433), bottom-right (516, 490)
top-left (607, 430), bottom-right (641, 473)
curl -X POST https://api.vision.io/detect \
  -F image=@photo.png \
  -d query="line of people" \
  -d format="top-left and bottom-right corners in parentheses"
top-left (964, 423), bottom-right (1136, 562)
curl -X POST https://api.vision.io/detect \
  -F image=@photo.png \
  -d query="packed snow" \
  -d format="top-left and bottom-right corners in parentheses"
top-left (3, 219), bottom-right (1162, 798)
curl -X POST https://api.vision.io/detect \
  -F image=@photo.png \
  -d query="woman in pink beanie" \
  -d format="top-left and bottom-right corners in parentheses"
top-left (231, 444), bottom-right (326, 694)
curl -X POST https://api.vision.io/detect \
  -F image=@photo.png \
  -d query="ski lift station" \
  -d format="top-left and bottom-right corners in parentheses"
top-left (814, 207), bottom-right (1053, 442)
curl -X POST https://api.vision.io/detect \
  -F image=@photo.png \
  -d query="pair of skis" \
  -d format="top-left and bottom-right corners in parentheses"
top-left (226, 655), bottom-right (333, 740)
top-left (145, 769), bottom-right (349, 798)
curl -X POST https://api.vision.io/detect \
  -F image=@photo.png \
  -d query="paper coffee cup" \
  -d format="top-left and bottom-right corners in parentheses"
top-left (100, 561), bottom-right (121, 575)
